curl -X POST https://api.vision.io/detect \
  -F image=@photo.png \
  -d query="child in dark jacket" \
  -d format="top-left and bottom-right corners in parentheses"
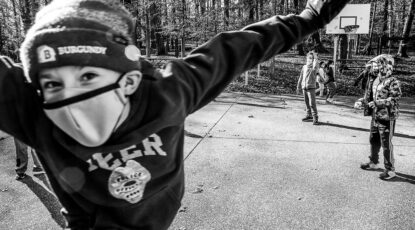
top-left (322, 61), bottom-right (336, 103)
top-left (0, 0), bottom-right (350, 229)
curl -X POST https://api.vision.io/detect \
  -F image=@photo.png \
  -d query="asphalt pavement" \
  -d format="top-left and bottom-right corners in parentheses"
top-left (1, 93), bottom-right (414, 230)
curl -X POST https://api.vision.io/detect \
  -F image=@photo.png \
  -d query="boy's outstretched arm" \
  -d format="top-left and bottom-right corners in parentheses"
top-left (166, 0), bottom-right (351, 113)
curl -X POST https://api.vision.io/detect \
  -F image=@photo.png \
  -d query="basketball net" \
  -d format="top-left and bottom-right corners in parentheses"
top-left (343, 25), bottom-right (360, 33)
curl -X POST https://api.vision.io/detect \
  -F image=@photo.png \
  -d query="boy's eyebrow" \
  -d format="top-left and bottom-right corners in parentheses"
top-left (38, 73), bottom-right (53, 79)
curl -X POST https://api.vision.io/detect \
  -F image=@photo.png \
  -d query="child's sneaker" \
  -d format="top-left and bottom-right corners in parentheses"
top-left (313, 117), bottom-right (319, 125)
top-left (302, 115), bottom-right (312, 121)
top-left (360, 162), bottom-right (379, 170)
top-left (379, 170), bottom-right (396, 180)
top-left (33, 166), bottom-right (44, 175)
top-left (15, 173), bottom-right (27, 180)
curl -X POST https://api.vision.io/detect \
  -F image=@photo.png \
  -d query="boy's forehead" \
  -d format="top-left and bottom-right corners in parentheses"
top-left (39, 66), bottom-right (83, 78)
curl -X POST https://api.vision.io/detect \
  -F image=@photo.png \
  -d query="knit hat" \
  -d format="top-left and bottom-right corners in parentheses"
top-left (20, 0), bottom-right (155, 87)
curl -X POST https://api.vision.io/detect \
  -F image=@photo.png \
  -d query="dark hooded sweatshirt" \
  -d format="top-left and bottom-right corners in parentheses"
top-left (1, 13), bottom-right (319, 230)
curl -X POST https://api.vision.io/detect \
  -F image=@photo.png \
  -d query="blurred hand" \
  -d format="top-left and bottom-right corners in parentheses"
top-left (301, 0), bottom-right (351, 28)
top-left (368, 101), bottom-right (375, 108)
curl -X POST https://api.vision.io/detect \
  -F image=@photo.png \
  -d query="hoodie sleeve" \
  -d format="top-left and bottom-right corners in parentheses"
top-left (297, 66), bottom-right (304, 90)
top-left (166, 13), bottom-right (322, 114)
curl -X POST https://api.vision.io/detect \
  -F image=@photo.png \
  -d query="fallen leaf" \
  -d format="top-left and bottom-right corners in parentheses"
top-left (179, 206), bottom-right (188, 212)
top-left (248, 115), bottom-right (254, 118)
top-left (192, 187), bottom-right (204, 194)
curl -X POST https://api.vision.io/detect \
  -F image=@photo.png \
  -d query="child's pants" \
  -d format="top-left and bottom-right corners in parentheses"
top-left (303, 89), bottom-right (318, 118)
top-left (315, 83), bottom-right (325, 96)
top-left (369, 119), bottom-right (396, 171)
top-left (326, 82), bottom-right (336, 99)
top-left (14, 138), bottom-right (41, 174)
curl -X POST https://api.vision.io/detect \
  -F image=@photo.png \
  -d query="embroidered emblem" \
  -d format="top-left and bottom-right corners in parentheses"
top-left (57, 46), bottom-right (107, 55)
top-left (37, 45), bottom-right (56, 63)
top-left (108, 160), bottom-right (151, 204)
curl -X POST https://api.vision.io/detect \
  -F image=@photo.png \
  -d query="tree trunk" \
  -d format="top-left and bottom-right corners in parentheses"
top-left (397, 0), bottom-right (415, 57)
top-left (12, 0), bottom-right (20, 41)
top-left (145, 3), bottom-right (151, 57)
top-left (181, 0), bottom-right (185, 57)
top-left (364, 0), bottom-right (377, 55)
top-left (174, 37), bottom-right (179, 57)
top-left (279, 0), bottom-right (285, 14)
top-left (293, 0), bottom-right (304, 55)
top-left (212, 0), bottom-right (217, 34)
top-left (338, 34), bottom-right (348, 70)
top-left (381, 0), bottom-right (389, 49)
top-left (223, 0), bottom-right (229, 29)
top-left (259, 0), bottom-right (264, 20)
top-left (388, 0), bottom-right (394, 52)
top-left (0, 8), bottom-right (4, 54)
top-left (19, 0), bottom-right (33, 33)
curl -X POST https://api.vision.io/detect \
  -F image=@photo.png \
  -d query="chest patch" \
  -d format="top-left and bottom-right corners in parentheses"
top-left (108, 160), bottom-right (151, 204)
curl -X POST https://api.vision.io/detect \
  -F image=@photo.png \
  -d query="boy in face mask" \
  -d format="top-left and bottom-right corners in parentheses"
top-left (0, 0), bottom-right (350, 229)
top-left (360, 55), bottom-right (402, 180)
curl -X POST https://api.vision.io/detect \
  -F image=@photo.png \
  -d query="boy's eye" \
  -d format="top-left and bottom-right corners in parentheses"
top-left (42, 81), bottom-right (62, 90)
top-left (81, 72), bottom-right (98, 82)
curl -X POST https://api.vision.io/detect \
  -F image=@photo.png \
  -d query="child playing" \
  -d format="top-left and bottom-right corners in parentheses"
top-left (297, 51), bottom-right (320, 125)
top-left (322, 61), bottom-right (337, 103)
top-left (315, 61), bottom-right (326, 97)
top-left (0, 0), bottom-right (350, 229)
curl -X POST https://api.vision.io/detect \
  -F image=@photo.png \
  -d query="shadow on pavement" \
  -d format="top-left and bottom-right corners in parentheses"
top-left (214, 99), bottom-right (286, 109)
top-left (235, 102), bottom-right (286, 109)
top-left (319, 122), bottom-right (415, 139)
top-left (20, 175), bottom-right (65, 227)
top-left (362, 169), bottom-right (415, 185)
top-left (184, 130), bottom-right (203, 138)
top-left (392, 173), bottom-right (415, 185)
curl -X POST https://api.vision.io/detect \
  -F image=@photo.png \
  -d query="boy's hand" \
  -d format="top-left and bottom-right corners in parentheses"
top-left (300, 0), bottom-right (351, 28)
top-left (0, 56), bottom-right (15, 70)
top-left (368, 101), bottom-right (375, 108)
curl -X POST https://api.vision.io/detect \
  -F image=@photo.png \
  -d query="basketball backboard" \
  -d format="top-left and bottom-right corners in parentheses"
top-left (326, 4), bottom-right (371, 34)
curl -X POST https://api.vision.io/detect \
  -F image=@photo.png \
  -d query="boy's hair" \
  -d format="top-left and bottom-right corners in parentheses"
top-left (20, 0), bottom-right (154, 87)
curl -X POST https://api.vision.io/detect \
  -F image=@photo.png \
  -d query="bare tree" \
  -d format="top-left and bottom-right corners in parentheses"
top-left (223, 0), bottom-right (230, 29)
top-left (363, 0), bottom-right (377, 55)
top-left (397, 0), bottom-right (415, 57)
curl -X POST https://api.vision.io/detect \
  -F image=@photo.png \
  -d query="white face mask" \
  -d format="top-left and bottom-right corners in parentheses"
top-left (43, 75), bottom-right (128, 147)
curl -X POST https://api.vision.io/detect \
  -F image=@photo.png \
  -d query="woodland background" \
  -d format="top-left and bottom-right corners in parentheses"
top-left (1, 0), bottom-right (414, 96)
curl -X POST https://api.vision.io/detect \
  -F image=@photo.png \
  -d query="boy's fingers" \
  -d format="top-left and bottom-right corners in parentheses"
top-left (303, 0), bottom-right (351, 28)
top-left (0, 56), bottom-right (14, 69)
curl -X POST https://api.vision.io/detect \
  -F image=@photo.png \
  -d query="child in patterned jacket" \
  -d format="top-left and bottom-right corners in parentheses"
top-left (360, 54), bottom-right (402, 180)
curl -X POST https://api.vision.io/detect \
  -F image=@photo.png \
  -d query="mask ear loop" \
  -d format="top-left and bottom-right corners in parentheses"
top-left (114, 73), bottom-right (129, 105)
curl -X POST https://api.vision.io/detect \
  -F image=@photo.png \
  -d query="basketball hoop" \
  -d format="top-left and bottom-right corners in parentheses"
top-left (343, 25), bottom-right (360, 33)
